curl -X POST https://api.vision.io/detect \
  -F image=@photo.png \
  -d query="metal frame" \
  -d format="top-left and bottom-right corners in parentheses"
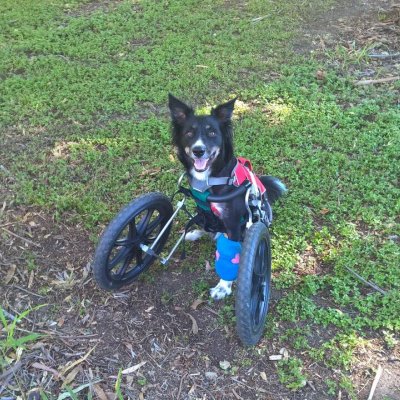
top-left (140, 194), bottom-right (187, 266)
top-left (139, 174), bottom-right (268, 266)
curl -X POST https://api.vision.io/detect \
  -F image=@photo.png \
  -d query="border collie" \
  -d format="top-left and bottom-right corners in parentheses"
top-left (168, 94), bottom-right (286, 300)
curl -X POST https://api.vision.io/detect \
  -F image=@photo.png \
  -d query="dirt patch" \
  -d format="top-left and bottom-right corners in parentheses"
top-left (65, 0), bottom-right (130, 17)
top-left (295, 0), bottom-right (400, 86)
top-left (294, 0), bottom-right (396, 54)
top-left (0, 196), bottom-right (338, 399)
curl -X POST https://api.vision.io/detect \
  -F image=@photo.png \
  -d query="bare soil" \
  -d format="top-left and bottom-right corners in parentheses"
top-left (1, 0), bottom-right (399, 399)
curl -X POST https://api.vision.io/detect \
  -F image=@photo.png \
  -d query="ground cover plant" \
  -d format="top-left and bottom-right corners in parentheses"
top-left (0, 0), bottom-right (399, 398)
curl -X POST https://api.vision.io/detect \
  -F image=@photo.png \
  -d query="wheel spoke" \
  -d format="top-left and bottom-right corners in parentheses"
top-left (138, 209), bottom-right (154, 235)
top-left (136, 248), bottom-right (143, 264)
top-left (112, 218), bottom-right (139, 247)
top-left (115, 250), bottom-right (135, 279)
top-left (254, 241), bottom-right (265, 276)
top-left (129, 220), bottom-right (138, 238)
top-left (145, 215), bottom-right (163, 236)
top-left (108, 246), bottom-right (131, 269)
top-left (115, 237), bottom-right (136, 247)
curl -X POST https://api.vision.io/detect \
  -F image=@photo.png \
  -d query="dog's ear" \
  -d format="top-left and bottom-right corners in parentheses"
top-left (212, 98), bottom-right (237, 123)
top-left (168, 94), bottom-right (193, 126)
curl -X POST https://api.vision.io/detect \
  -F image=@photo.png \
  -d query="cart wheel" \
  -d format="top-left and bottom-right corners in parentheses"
top-left (235, 222), bottom-right (272, 346)
top-left (93, 192), bottom-right (173, 291)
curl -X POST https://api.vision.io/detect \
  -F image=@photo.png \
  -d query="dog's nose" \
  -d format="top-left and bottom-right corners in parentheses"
top-left (192, 146), bottom-right (205, 158)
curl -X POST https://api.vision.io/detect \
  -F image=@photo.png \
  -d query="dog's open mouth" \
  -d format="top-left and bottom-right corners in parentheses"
top-left (193, 152), bottom-right (216, 172)
top-left (193, 158), bottom-right (210, 172)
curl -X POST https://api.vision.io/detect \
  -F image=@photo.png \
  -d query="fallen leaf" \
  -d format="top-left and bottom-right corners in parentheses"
top-left (191, 298), bottom-right (205, 310)
top-left (61, 366), bottom-right (81, 388)
top-left (59, 344), bottom-right (97, 376)
top-left (319, 208), bottom-right (330, 215)
top-left (188, 384), bottom-right (196, 394)
top-left (4, 264), bottom-right (16, 284)
top-left (205, 371), bottom-right (218, 380)
top-left (126, 374), bottom-right (134, 388)
top-left (122, 361), bottom-right (146, 375)
top-left (28, 270), bottom-right (34, 289)
top-left (219, 360), bottom-right (231, 370)
top-left (279, 347), bottom-right (289, 359)
top-left (140, 168), bottom-right (161, 177)
top-left (186, 313), bottom-right (199, 334)
top-left (93, 383), bottom-right (108, 400)
top-left (260, 371), bottom-right (267, 381)
top-left (16, 347), bottom-right (23, 361)
top-left (205, 260), bottom-right (212, 271)
top-left (32, 362), bottom-right (62, 380)
top-left (82, 262), bottom-right (91, 280)
top-left (316, 70), bottom-right (326, 80)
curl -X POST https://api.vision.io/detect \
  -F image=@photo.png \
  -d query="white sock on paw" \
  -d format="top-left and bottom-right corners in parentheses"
top-left (185, 229), bottom-right (206, 241)
top-left (210, 279), bottom-right (233, 300)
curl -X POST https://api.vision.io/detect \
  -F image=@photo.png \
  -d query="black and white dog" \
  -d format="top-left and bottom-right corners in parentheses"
top-left (168, 94), bottom-right (286, 300)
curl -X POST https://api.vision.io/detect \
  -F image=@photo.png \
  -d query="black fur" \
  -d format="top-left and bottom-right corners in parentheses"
top-left (169, 94), bottom-right (286, 241)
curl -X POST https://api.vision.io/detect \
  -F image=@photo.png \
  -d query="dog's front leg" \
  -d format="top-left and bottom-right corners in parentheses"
top-left (210, 219), bottom-right (242, 300)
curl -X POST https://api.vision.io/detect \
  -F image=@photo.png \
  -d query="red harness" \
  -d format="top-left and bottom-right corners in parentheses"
top-left (232, 157), bottom-right (266, 195)
top-left (209, 157), bottom-right (266, 217)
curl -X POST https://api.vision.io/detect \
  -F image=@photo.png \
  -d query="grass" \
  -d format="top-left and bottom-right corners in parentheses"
top-left (1, 0), bottom-right (399, 398)
top-left (0, 307), bottom-right (42, 368)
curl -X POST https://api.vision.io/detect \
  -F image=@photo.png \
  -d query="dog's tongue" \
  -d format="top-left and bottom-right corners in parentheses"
top-left (194, 158), bottom-right (208, 171)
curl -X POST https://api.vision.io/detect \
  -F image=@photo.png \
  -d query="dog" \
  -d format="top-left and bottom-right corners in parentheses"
top-left (168, 94), bottom-right (286, 300)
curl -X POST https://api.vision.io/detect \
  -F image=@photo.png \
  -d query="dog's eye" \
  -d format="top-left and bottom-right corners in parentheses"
top-left (185, 131), bottom-right (193, 138)
top-left (208, 131), bottom-right (216, 137)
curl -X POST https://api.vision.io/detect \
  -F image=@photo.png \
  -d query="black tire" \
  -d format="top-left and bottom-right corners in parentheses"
top-left (93, 192), bottom-right (173, 291)
top-left (235, 222), bottom-right (272, 346)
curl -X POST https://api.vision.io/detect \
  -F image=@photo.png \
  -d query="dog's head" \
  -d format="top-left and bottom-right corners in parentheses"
top-left (168, 94), bottom-right (236, 176)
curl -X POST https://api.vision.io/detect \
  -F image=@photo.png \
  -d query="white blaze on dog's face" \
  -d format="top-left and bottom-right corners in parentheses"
top-left (168, 94), bottom-right (236, 179)
top-left (180, 120), bottom-right (222, 176)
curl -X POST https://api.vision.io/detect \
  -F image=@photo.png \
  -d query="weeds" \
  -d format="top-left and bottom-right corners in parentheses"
top-left (0, 307), bottom-right (42, 365)
top-left (277, 358), bottom-right (307, 390)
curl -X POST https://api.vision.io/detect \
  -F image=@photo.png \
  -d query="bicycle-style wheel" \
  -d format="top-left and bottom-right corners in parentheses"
top-left (235, 222), bottom-right (272, 346)
top-left (93, 192), bottom-right (173, 290)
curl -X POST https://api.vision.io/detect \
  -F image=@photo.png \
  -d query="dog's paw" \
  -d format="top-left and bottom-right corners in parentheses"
top-left (185, 229), bottom-right (206, 242)
top-left (210, 279), bottom-right (233, 300)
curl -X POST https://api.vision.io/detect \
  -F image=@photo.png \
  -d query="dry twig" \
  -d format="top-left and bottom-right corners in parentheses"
top-left (0, 226), bottom-right (41, 247)
top-left (345, 267), bottom-right (387, 295)
top-left (367, 365), bottom-right (383, 400)
top-left (355, 76), bottom-right (400, 86)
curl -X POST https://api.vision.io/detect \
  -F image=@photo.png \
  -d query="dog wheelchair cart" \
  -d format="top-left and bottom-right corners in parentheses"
top-left (93, 173), bottom-right (273, 346)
